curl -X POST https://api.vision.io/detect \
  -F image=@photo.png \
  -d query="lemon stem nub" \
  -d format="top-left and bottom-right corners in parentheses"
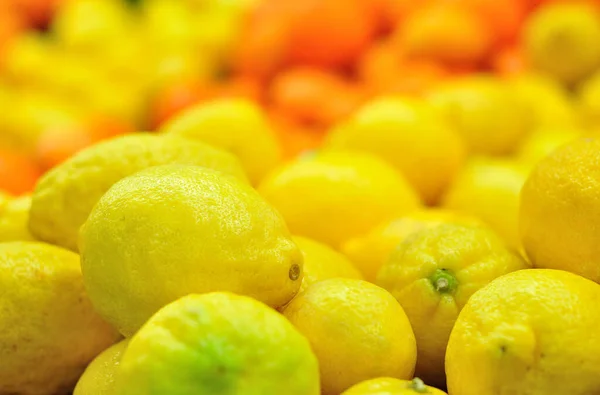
top-left (410, 377), bottom-right (428, 393)
top-left (430, 269), bottom-right (458, 294)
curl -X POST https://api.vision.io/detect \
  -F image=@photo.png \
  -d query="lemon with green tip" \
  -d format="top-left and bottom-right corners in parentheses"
top-left (115, 292), bottom-right (320, 395)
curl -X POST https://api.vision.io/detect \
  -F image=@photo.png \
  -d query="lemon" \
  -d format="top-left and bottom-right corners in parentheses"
top-left (377, 224), bottom-right (528, 386)
top-left (578, 70), bottom-right (600, 128)
top-left (442, 157), bottom-right (529, 249)
top-left (29, 133), bottom-right (248, 252)
top-left (283, 278), bottom-right (417, 395)
top-left (294, 235), bottom-right (363, 293)
top-left (427, 75), bottom-right (529, 156)
top-left (325, 97), bottom-right (465, 204)
top-left (0, 242), bottom-right (120, 395)
top-left (520, 138), bottom-right (600, 283)
top-left (0, 195), bottom-right (34, 242)
top-left (446, 269), bottom-right (600, 394)
top-left (342, 209), bottom-right (481, 282)
top-left (524, 2), bottom-right (600, 84)
top-left (81, 164), bottom-right (302, 336)
top-left (115, 292), bottom-right (320, 395)
top-left (342, 377), bottom-right (447, 395)
top-left (517, 126), bottom-right (582, 166)
top-left (160, 98), bottom-right (282, 185)
top-left (509, 72), bottom-right (577, 129)
top-left (259, 151), bottom-right (420, 249)
top-left (74, 340), bottom-right (129, 395)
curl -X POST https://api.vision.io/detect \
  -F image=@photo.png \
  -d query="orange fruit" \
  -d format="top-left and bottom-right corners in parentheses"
top-left (395, 3), bottom-right (493, 67)
top-left (270, 111), bottom-right (324, 159)
top-left (269, 67), bottom-right (364, 127)
top-left (367, 0), bottom-right (426, 31)
top-left (12, 0), bottom-right (63, 28)
top-left (148, 79), bottom-right (214, 130)
top-left (0, 4), bottom-right (26, 58)
top-left (491, 45), bottom-right (529, 76)
top-left (0, 147), bottom-right (40, 195)
top-left (453, 0), bottom-right (526, 45)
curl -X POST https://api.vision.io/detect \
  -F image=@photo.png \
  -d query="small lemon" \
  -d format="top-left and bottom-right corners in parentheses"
top-left (325, 97), bottom-right (465, 204)
top-left (294, 235), bottom-right (363, 293)
top-left (81, 164), bottom-right (302, 336)
top-left (342, 209), bottom-right (481, 282)
top-left (520, 138), bottom-right (600, 283)
top-left (377, 224), bottom-right (528, 386)
top-left (524, 2), bottom-right (600, 84)
top-left (29, 133), bottom-right (248, 252)
top-left (115, 292), bottom-right (320, 395)
top-left (74, 340), bottom-right (129, 395)
top-left (509, 72), bottom-right (577, 129)
top-left (342, 377), bottom-right (447, 395)
top-left (517, 126), bottom-right (582, 166)
top-left (0, 195), bottom-right (35, 242)
top-left (160, 98), bottom-right (282, 184)
top-left (0, 242), bottom-right (120, 395)
top-left (259, 151), bottom-right (420, 249)
top-left (446, 269), bottom-right (600, 395)
top-left (427, 75), bottom-right (529, 156)
top-left (283, 278), bottom-right (417, 395)
top-left (442, 157), bottom-right (529, 249)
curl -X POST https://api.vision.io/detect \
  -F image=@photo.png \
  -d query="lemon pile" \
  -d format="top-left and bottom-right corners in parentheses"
top-left (5, 49), bottom-right (600, 395)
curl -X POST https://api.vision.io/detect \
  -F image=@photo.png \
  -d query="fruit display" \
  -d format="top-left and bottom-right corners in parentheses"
top-left (3, 0), bottom-right (600, 394)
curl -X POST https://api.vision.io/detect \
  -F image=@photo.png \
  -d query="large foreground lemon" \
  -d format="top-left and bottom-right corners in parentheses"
top-left (115, 292), bottom-right (320, 395)
top-left (81, 164), bottom-right (302, 336)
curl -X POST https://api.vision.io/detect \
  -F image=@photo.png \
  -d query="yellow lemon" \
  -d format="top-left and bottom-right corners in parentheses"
top-left (517, 126), bottom-right (583, 166)
top-left (446, 269), bottom-right (600, 395)
top-left (259, 151), bottom-right (420, 249)
top-left (377, 224), bottom-right (528, 386)
top-left (0, 195), bottom-right (34, 242)
top-left (325, 97), bottom-right (465, 204)
top-left (0, 242), bottom-right (120, 395)
top-left (427, 75), bottom-right (529, 156)
top-left (283, 278), bottom-right (417, 395)
top-left (442, 157), bottom-right (529, 249)
top-left (74, 340), bottom-right (129, 395)
top-left (160, 98), bottom-right (282, 185)
top-left (293, 235), bottom-right (363, 293)
top-left (115, 292), bottom-right (320, 395)
top-left (578, 70), bottom-right (600, 128)
top-left (508, 72), bottom-right (577, 129)
top-left (81, 164), bottom-right (302, 336)
top-left (342, 377), bottom-right (447, 395)
top-left (524, 2), bottom-right (600, 85)
top-left (29, 133), bottom-right (248, 252)
top-left (520, 138), bottom-right (600, 283)
top-left (342, 209), bottom-right (481, 282)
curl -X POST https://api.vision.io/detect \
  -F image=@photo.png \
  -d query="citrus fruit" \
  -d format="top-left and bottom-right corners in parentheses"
top-left (446, 269), bottom-right (600, 395)
top-left (0, 147), bottom-right (41, 195)
top-left (283, 278), bottom-right (417, 395)
top-left (377, 224), bottom-right (528, 385)
top-left (81, 164), bottom-right (302, 336)
top-left (524, 2), bottom-right (600, 84)
top-left (342, 377), bottom-right (447, 395)
top-left (293, 235), bottom-right (363, 293)
top-left (578, 70), bottom-right (600, 128)
top-left (28, 133), bottom-right (247, 252)
top-left (325, 97), bottom-right (465, 204)
top-left (442, 157), bottom-right (530, 249)
top-left (0, 195), bottom-right (34, 242)
top-left (341, 209), bottom-right (481, 282)
top-left (395, 3), bottom-right (493, 66)
top-left (258, 151), bottom-right (420, 249)
top-left (160, 98), bottom-right (281, 185)
top-left (427, 75), bottom-right (529, 156)
top-left (0, 241), bottom-right (120, 394)
top-left (520, 138), bottom-right (600, 283)
top-left (74, 339), bottom-right (129, 395)
top-left (517, 126), bottom-right (582, 165)
top-left (509, 72), bottom-right (577, 129)
top-left (115, 292), bottom-right (320, 395)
